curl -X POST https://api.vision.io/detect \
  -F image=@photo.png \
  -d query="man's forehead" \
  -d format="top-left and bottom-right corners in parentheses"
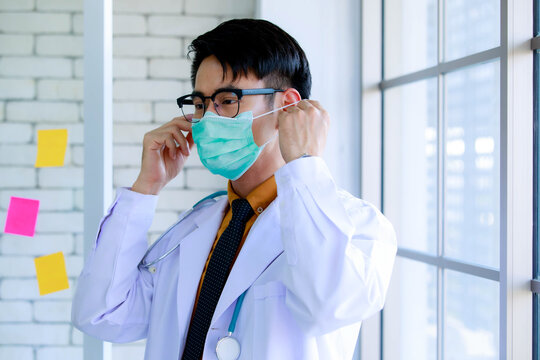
top-left (193, 83), bottom-right (238, 95)
top-left (193, 77), bottom-right (264, 95)
top-left (193, 57), bottom-right (263, 95)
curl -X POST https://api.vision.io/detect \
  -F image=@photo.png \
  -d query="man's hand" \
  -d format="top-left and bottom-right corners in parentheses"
top-left (277, 100), bottom-right (330, 163)
top-left (131, 116), bottom-right (194, 195)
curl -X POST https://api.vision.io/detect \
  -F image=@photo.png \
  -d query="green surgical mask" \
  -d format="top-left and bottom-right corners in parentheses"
top-left (191, 102), bottom-right (297, 180)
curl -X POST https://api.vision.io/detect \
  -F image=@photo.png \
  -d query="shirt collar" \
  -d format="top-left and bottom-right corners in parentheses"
top-left (227, 175), bottom-right (277, 216)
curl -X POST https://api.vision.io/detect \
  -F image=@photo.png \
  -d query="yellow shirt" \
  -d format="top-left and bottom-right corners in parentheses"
top-left (190, 175), bottom-right (278, 319)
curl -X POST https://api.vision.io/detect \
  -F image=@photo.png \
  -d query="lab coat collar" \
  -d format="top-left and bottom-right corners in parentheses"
top-left (211, 199), bottom-right (283, 326)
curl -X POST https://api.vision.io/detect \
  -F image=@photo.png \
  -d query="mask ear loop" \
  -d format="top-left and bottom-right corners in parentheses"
top-left (255, 100), bottom-right (302, 147)
top-left (253, 100), bottom-right (302, 120)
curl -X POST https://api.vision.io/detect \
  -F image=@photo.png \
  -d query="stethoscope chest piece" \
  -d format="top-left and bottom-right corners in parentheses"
top-left (216, 335), bottom-right (241, 360)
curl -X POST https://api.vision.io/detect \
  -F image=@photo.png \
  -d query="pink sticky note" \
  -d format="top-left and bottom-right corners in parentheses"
top-left (4, 197), bottom-right (40, 237)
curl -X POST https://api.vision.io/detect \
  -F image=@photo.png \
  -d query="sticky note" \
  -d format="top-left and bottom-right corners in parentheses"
top-left (35, 129), bottom-right (68, 167)
top-left (34, 252), bottom-right (70, 296)
top-left (4, 196), bottom-right (40, 237)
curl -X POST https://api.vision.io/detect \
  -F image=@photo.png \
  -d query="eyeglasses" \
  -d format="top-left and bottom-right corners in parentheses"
top-left (176, 88), bottom-right (284, 123)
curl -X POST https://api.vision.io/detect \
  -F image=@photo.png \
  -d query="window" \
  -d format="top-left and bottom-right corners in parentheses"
top-left (382, 1), bottom-right (501, 358)
top-left (360, 0), bottom-right (534, 359)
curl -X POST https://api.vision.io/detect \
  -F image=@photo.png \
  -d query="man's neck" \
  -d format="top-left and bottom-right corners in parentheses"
top-left (231, 144), bottom-right (285, 198)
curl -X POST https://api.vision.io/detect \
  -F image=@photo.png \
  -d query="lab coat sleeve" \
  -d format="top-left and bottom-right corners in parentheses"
top-left (71, 187), bottom-right (159, 343)
top-left (274, 156), bottom-right (397, 336)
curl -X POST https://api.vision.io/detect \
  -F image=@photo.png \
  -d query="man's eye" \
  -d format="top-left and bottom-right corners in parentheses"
top-left (221, 99), bottom-right (238, 105)
top-left (194, 104), bottom-right (204, 110)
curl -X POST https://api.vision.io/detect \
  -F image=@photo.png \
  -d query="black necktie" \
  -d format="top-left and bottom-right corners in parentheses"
top-left (181, 198), bottom-right (254, 360)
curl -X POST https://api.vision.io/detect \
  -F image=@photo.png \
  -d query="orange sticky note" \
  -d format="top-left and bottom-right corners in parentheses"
top-left (34, 252), bottom-right (69, 296)
top-left (4, 196), bottom-right (40, 237)
top-left (35, 129), bottom-right (68, 167)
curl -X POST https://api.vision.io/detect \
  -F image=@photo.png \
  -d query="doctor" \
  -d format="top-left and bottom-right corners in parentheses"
top-left (72, 18), bottom-right (397, 359)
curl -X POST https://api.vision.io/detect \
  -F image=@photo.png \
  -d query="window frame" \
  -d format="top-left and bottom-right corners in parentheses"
top-left (532, 0), bottom-right (540, 359)
top-left (359, 0), bottom-right (534, 359)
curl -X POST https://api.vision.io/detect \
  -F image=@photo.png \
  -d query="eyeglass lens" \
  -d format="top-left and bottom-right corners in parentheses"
top-left (180, 91), bottom-right (240, 122)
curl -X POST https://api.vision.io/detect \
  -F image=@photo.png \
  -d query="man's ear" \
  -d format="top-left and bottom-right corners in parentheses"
top-left (280, 88), bottom-right (302, 106)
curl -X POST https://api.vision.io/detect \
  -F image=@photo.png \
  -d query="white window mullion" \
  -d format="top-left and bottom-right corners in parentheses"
top-left (82, 0), bottom-right (113, 359)
top-left (500, 0), bottom-right (533, 359)
top-left (360, 0), bottom-right (383, 358)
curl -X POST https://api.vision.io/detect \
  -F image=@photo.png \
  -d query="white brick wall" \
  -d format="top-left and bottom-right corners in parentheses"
top-left (7, 101), bottom-right (79, 122)
top-left (0, 301), bottom-right (33, 321)
top-left (37, 80), bottom-right (84, 100)
top-left (34, 300), bottom-right (72, 322)
top-left (0, 347), bottom-right (34, 360)
top-left (0, 0), bottom-right (34, 11)
top-left (0, 13), bottom-right (71, 33)
top-left (0, 79), bottom-right (35, 99)
top-left (36, 35), bottom-right (84, 56)
top-left (0, 124), bottom-right (33, 143)
top-left (0, 34), bottom-right (34, 55)
top-left (0, 57), bottom-right (72, 77)
top-left (147, 15), bottom-right (219, 37)
top-left (0, 324), bottom-right (71, 345)
top-left (0, 0), bottom-right (255, 358)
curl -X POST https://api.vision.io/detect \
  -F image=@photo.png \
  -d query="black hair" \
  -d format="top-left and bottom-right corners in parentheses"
top-left (187, 18), bottom-right (312, 100)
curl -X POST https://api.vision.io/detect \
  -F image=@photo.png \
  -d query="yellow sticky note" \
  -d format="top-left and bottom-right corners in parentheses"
top-left (34, 252), bottom-right (69, 296)
top-left (35, 129), bottom-right (68, 167)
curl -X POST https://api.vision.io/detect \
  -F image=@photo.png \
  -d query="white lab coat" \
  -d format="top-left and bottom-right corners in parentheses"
top-left (72, 156), bottom-right (397, 359)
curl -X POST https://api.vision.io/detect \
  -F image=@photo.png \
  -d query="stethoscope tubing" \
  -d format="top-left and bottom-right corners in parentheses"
top-left (138, 208), bottom-right (194, 269)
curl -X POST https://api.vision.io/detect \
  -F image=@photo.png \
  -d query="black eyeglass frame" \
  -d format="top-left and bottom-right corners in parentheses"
top-left (176, 88), bottom-right (284, 122)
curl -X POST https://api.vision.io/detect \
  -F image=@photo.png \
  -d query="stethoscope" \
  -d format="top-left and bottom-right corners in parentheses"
top-left (138, 190), bottom-right (227, 272)
top-left (137, 190), bottom-right (247, 359)
top-left (215, 289), bottom-right (248, 360)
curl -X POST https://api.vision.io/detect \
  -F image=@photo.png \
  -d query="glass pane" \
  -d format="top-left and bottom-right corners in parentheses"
top-left (383, 257), bottom-right (437, 360)
top-left (444, 270), bottom-right (499, 360)
top-left (384, 78), bottom-right (438, 254)
top-left (536, 3), bottom-right (540, 37)
top-left (444, 61), bottom-right (500, 268)
top-left (536, 0), bottom-right (540, 37)
top-left (384, 0), bottom-right (437, 79)
top-left (535, 293), bottom-right (540, 360)
top-left (445, 0), bottom-right (500, 61)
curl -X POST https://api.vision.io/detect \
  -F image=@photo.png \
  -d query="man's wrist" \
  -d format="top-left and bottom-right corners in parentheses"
top-left (131, 180), bottom-right (163, 195)
top-left (285, 152), bottom-right (312, 163)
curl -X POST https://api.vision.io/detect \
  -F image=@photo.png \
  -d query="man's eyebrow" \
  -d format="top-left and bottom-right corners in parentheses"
top-left (215, 85), bottom-right (240, 92)
top-left (192, 85), bottom-right (240, 96)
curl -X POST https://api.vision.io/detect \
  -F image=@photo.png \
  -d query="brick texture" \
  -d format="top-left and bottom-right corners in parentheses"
top-left (0, 0), bottom-right (254, 358)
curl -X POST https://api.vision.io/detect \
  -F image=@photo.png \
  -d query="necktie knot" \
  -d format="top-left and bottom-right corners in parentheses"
top-left (231, 198), bottom-right (254, 223)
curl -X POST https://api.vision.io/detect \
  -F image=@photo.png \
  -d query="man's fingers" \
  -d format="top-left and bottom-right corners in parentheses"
top-left (170, 116), bottom-right (193, 131)
top-left (308, 100), bottom-right (324, 111)
top-left (165, 135), bottom-right (177, 159)
top-left (284, 104), bottom-right (300, 113)
top-left (171, 129), bottom-right (190, 156)
top-left (296, 100), bottom-right (311, 110)
top-left (186, 132), bottom-right (195, 149)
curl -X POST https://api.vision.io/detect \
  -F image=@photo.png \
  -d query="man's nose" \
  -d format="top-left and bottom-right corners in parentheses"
top-left (205, 100), bottom-right (218, 114)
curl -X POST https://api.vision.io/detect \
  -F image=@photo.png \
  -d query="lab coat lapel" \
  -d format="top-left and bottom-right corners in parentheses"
top-left (177, 197), bottom-right (229, 336)
top-left (211, 200), bottom-right (283, 326)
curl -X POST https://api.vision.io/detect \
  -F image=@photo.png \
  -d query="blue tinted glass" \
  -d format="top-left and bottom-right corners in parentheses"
top-left (535, 0), bottom-right (540, 36)
top-left (444, 61), bottom-right (501, 268)
top-left (536, 294), bottom-right (540, 360)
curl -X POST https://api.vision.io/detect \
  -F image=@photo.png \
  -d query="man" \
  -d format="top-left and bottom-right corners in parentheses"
top-left (72, 19), bottom-right (397, 359)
